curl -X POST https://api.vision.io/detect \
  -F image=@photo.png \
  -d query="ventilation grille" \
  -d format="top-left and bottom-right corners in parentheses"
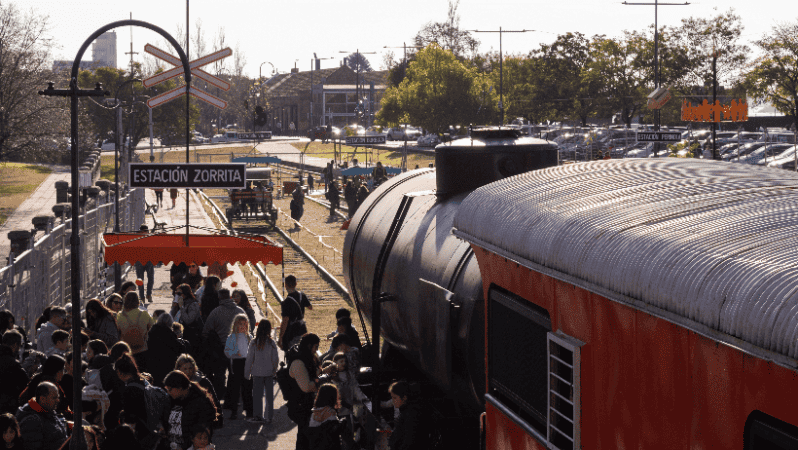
top-left (547, 332), bottom-right (583, 450)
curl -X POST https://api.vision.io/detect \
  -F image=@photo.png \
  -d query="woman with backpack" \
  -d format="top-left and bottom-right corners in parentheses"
top-left (244, 320), bottom-right (279, 424)
top-left (116, 293), bottom-right (154, 372)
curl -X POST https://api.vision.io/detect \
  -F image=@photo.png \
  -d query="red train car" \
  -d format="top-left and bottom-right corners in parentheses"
top-left (453, 159), bottom-right (798, 449)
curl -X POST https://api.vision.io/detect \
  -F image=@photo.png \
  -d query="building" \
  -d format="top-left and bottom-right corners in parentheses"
top-left (92, 31), bottom-right (117, 69)
top-left (262, 65), bottom-right (388, 133)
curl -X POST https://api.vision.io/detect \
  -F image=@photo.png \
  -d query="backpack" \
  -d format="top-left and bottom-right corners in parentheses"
top-left (127, 381), bottom-right (170, 433)
top-left (120, 312), bottom-right (147, 353)
top-left (281, 296), bottom-right (307, 352)
top-left (276, 360), bottom-right (299, 403)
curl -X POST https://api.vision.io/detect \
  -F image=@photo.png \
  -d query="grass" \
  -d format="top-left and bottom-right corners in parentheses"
top-left (0, 163), bottom-right (53, 226)
top-left (290, 142), bottom-right (435, 169)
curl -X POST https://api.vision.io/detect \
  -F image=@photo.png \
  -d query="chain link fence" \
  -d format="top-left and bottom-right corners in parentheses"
top-left (0, 189), bottom-right (145, 337)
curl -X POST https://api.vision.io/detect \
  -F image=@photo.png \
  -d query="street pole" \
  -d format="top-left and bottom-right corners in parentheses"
top-left (470, 28), bottom-right (533, 126)
top-left (113, 78), bottom-right (140, 290)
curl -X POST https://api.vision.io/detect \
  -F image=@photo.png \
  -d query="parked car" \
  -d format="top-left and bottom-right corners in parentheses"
top-left (308, 126), bottom-right (341, 141)
top-left (767, 145), bottom-right (798, 169)
top-left (417, 134), bottom-right (441, 147)
top-left (736, 144), bottom-right (793, 165)
top-left (386, 125), bottom-right (421, 141)
top-left (342, 124), bottom-right (365, 136)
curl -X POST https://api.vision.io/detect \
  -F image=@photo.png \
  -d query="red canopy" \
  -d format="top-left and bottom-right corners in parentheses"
top-left (103, 231), bottom-right (283, 266)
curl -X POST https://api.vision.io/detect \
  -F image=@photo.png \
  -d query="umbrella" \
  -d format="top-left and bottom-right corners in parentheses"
top-left (232, 156), bottom-right (282, 164)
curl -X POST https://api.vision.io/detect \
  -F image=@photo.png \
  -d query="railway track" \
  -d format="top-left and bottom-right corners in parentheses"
top-left (196, 188), bottom-right (367, 340)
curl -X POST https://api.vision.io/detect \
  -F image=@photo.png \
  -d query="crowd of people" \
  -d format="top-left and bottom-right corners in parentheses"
top-left (0, 262), bottom-right (428, 450)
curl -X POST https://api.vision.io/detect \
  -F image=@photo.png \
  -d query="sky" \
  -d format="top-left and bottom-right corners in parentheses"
top-left (18, 0), bottom-right (796, 79)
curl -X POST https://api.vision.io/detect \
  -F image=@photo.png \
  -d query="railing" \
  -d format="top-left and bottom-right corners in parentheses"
top-left (0, 189), bottom-right (145, 338)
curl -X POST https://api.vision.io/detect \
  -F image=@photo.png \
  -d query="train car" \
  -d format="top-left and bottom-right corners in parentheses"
top-left (452, 159), bottom-right (798, 449)
top-left (343, 129), bottom-right (559, 437)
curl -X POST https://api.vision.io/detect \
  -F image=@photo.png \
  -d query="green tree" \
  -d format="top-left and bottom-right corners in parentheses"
top-left (743, 21), bottom-right (798, 125)
top-left (376, 45), bottom-right (497, 134)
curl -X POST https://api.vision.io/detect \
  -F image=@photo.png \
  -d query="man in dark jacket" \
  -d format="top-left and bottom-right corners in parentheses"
top-left (16, 382), bottom-right (68, 450)
top-left (344, 180), bottom-right (357, 218)
top-left (202, 289), bottom-right (244, 401)
top-left (328, 181), bottom-right (340, 217)
top-left (0, 330), bottom-right (28, 414)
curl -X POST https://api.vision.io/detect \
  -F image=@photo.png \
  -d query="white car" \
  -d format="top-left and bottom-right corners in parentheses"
top-left (386, 126), bottom-right (421, 141)
top-left (417, 134), bottom-right (440, 147)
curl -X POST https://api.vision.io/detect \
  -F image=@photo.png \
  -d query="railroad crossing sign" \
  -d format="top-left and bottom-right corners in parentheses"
top-left (636, 131), bottom-right (682, 142)
top-left (143, 44), bottom-right (232, 109)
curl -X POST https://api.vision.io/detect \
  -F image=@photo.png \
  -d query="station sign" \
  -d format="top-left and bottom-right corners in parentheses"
top-left (129, 163), bottom-right (246, 189)
top-left (636, 132), bottom-right (682, 142)
top-left (345, 136), bottom-right (386, 145)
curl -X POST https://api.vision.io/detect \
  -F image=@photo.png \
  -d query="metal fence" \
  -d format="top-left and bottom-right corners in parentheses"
top-left (0, 189), bottom-right (145, 338)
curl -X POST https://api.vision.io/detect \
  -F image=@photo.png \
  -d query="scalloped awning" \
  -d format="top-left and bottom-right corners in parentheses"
top-left (103, 230), bottom-right (283, 266)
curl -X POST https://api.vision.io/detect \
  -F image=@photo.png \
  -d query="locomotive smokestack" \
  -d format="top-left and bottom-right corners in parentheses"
top-left (434, 127), bottom-right (559, 197)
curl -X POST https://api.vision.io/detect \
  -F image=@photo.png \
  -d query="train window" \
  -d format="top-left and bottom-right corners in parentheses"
top-left (547, 332), bottom-right (583, 450)
top-left (745, 411), bottom-right (798, 449)
top-left (488, 287), bottom-right (551, 435)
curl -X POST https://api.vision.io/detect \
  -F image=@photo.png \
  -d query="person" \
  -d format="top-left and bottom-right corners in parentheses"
top-left (85, 299), bottom-right (120, 349)
top-left (223, 315), bottom-right (252, 420)
top-left (328, 181), bottom-right (340, 217)
top-left (98, 342), bottom-right (130, 431)
top-left (146, 313), bottom-right (183, 388)
top-left (325, 124), bottom-right (332, 144)
top-left (135, 226), bottom-right (155, 304)
top-left (372, 161), bottom-right (386, 181)
top-left (244, 320), bottom-right (278, 424)
top-left (170, 188), bottom-right (179, 208)
top-left (100, 424), bottom-right (140, 450)
top-left (355, 182), bottom-right (369, 215)
top-left (170, 263), bottom-right (189, 295)
top-left (199, 276), bottom-right (221, 323)
top-left (16, 382), bottom-right (68, 450)
top-left (105, 293), bottom-right (124, 314)
top-left (276, 121), bottom-right (282, 136)
top-left (36, 307), bottom-right (66, 354)
top-left (118, 281), bottom-right (137, 297)
top-left (34, 307), bottom-right (53, 334)
top-left (174, 284), bottom-right (202, 350)
top-left (327, 334), bottom-right (360, 380)
top-left (45, 330), bottom-right (69, 358)
top-left (307, 173), bottom-right (314, 192)
top-left (153, 188), bottom-right (164, 208)
top-left (20, 351), bottom-right (46, 382)
top-left (232, 290), bottom-right (256, 334)
top-left (0, 413), bottom-right (23, 449)
top-left (58, 352), bottom-right (86, 414)
top-left (388, 381), bottom-right (429, 450)
top-left (344, 180), bottom-right (357, 218)
top-left (162, 371), bottom-right (217, 450)
top-left (0, 331), bottom-right (29, 415)
top-left (322, 316), bottom-right (361, 361)
top-left (329, 352), bottom-right (366, 415)
top-left (0, 310), bottom-right (29, 350)
top-left (114, 354), bottom-right (149, 433)
top-left (19, 355), bottom-right (67, 414)
top-left (289, 121), bottom-right (296, 136)
top-left (291, 184), bottom-right (305, 224)
top-left (325, 308), bottom-right (351, 340)
top-left (186, 424), bottom-right (215, 450)
top-left (117, 292), bottom-right (155, 372)
top-left (306, 383), bottom-right (346, 450)
top-left (287, 334), bottom-right (335, 450)
top-left (85, 340), bottom-right (109, 369)
top-left (56, 425), bottom-right (101, 450)
top-left (278, 276), bottom-right (311, 351)
top-left (174, 355), bottom-right (221, 429)
top-left (201, 289), bottom-right (244, 402)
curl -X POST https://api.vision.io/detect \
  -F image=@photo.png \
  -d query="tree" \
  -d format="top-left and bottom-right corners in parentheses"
top-left (414, 0), bottom-right (479, 60)
top-left (0, 3), bottom-right (71, 162)
top-left (376, 45), bottom-right (497, 134)
top-left (743, 21), bottom-right (798, 126)
top-left (342, 52), bottom-right (373, 73)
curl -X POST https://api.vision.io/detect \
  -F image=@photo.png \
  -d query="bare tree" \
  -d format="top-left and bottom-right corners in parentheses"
top-left (414, 0), bottom-right (479, 60)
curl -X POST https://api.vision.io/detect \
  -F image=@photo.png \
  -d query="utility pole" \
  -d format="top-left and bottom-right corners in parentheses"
top-left (623, 0), bottom-right (690, 141)
top-left (470, 28), bottom-right (534, 126)
top-left (339, 49), bottom-right (376, 127)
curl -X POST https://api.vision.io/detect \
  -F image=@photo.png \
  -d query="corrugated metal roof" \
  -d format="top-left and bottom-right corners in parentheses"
top-left (453, 159), bottom-right (798, 359)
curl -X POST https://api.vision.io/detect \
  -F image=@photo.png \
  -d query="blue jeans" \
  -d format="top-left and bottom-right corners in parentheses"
top-left (252, 375), bottom-right (274, 421)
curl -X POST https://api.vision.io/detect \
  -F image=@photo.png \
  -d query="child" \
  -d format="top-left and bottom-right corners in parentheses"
top-left (224, 314), bottom-right (252, 420)
top-left (47, 330), bottom-right (70, 357)
top-left (187, 424), bottom-right (215, 450)
top-left (245, 319), bottom-right (279, 423)
top-left (0, 413), bottom-right (23, 449)
top-left (331, 352), bottom-right (367, 415)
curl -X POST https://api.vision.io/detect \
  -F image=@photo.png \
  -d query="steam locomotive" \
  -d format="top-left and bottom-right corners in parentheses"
top-left (346, 129), bottom-right (798, 449)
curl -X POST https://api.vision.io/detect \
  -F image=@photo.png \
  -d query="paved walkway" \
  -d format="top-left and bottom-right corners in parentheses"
top-left (121, 187), bottom-right (301, 449)
top-left (0, 165), bottom-right (71, 258)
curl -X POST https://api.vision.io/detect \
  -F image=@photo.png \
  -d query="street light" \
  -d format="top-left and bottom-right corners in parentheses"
top-left (310, 54), bottom-right (334, 130)
top-left (470, 28), bottom-right (534, 126)
top-left (112, 77), bottom-right (140, 290)
top-left (339, 49), bottom-right (377, 127)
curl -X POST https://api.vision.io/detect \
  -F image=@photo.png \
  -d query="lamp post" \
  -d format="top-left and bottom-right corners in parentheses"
top-left (112, 77), bottom-right (140, 291)
top-left (339, 49), bottom-right (377, 127)
top-left (310, 54), bottom-right (334, 132)
top-left (470, 28), bottom-right (534, 126)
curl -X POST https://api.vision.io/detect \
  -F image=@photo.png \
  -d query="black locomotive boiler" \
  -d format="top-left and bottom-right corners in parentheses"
top-left (343, 128), bottom-right (559, 417)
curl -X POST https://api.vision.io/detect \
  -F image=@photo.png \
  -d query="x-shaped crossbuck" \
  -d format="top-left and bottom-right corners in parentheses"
top-left (144, 44), bottom-right (231, 109)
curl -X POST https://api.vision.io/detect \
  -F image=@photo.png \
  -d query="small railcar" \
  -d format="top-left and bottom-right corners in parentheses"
top-left (452, 159), bottom-right (798, 449)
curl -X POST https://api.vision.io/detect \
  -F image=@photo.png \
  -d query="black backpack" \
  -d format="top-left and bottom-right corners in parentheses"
top-left (276, 346), bottom-right (302, 402)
